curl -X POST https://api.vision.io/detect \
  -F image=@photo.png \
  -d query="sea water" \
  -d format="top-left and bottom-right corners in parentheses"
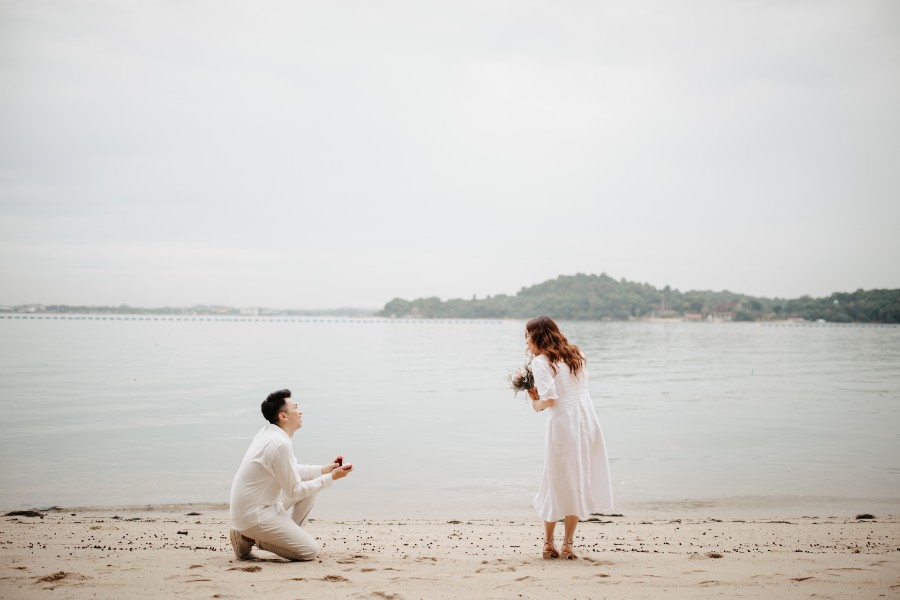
top-left (0, 316), bottom-right (898, 518)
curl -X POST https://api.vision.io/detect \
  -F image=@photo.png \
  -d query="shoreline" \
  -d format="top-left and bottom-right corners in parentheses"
top-left (7, 493), bottom-right (899, 520)
top-left (2, 508), bottom-right (898, 599)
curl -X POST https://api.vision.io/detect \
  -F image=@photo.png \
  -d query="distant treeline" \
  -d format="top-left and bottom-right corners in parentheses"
top-left (4, 304), bottom-right (372, 317)
top-left (378, 273), bottom-right (900, 323)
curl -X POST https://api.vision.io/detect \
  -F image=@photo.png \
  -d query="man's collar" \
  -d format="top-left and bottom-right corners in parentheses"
top-left (266, 423), bottom-right (291, 440)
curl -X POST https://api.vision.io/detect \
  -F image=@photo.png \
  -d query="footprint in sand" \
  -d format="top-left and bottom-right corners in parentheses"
top-left (476, 565), bottom-right (517, 574)
top-left (228, 565), bottom-right (262, 572)
top-left (33, 571), bottom-right (92, 590)
top-left (35, 571), bottom-right (91, 584)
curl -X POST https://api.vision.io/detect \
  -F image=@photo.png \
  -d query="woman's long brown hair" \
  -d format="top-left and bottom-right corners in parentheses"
top-left (526, 316), bottom-right (585, 376)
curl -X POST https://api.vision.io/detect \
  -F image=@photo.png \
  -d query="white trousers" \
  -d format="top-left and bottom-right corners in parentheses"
top-left (241, 494), bottom-right (319, 561)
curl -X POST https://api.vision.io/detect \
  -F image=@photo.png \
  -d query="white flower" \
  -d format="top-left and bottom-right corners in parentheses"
top-left (508, 361), bottom-right (535, 396)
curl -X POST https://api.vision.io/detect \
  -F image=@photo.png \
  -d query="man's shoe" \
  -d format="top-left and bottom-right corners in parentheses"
top-left (229, 528), bottom-right (253, 560)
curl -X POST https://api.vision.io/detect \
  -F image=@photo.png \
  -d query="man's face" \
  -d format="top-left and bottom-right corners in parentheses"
top-left (280, 400), bottom-right (303, 431)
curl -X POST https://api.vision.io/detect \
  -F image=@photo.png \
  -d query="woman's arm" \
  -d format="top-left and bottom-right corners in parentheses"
top-left (528, 387), bottom-right (556, 412)
top-left (529, 356), bottom-right (559, 411)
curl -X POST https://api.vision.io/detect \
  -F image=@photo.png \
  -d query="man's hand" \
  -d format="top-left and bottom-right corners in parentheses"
top-left (331, 464), bottom-right (353, 481)
top-left (322, 455), bottom-right (344, 474)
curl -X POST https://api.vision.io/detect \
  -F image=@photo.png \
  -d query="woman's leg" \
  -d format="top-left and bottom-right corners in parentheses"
top-left (563, 515), bottom-right (578, 543)
top-left (561, 515), bottom-right (579, 558)
top-left (542, 520), bottom-right (559, 558)
top-left (543, 520), bottom-right (557, 543)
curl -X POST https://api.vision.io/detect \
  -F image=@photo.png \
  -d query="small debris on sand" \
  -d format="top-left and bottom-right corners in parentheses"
top-left (5, 510), bottom-right (45, 518)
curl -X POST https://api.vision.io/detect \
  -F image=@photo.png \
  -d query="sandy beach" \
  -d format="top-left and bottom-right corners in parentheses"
top-left (2, 506), bottom-right (898, 599)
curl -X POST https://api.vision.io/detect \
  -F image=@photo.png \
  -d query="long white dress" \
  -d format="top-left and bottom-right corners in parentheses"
top-left (532, 353), bottom-right (613, 522)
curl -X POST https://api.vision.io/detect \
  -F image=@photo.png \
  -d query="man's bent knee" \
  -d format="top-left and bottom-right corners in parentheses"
top-left (289, 541), bottom-right (319, 561)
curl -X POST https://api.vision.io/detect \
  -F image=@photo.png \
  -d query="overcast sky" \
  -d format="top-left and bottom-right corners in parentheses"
top-left (1, 1), bottom-right (898, 309)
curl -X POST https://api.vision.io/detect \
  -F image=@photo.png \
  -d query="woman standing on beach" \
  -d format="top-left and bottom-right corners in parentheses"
top-left (526, 316), bottom-right (613, 559)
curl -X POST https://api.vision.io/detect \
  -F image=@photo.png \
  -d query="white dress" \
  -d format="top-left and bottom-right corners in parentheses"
top-left (532, 353), bottom-right (613, 521)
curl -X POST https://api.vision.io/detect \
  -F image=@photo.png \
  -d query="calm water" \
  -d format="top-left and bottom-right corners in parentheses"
top-left (1, 316), bottom-right (898, 518)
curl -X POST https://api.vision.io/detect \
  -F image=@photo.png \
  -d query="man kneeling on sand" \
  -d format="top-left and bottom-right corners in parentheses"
top-left (229, 388), bottom-right (353, 561)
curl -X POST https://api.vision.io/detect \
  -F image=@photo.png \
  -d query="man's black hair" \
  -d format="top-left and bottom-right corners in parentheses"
top-left (261, 389), bottom-right (292, 424)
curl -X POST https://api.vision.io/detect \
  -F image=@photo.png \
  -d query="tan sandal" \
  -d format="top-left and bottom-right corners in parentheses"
top-left (560, 539), bottom-right (577, 560)
top-left (542, 541), bottom-right (559, 559)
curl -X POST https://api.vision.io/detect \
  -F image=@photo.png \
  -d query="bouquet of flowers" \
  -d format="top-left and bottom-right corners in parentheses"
top-left (508, 361), bottom-right (534, 397)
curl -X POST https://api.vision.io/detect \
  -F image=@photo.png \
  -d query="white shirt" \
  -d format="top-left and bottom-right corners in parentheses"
top-left (229, 423), bottom-right (333, 531)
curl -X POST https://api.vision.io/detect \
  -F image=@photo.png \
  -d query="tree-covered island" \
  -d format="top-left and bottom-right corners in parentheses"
top-left (378, 273), bottom-right (900, 323)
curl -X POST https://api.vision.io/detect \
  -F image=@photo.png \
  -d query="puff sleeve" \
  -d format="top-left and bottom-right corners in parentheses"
top-left (532, 355), bottom-right (559, 401)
